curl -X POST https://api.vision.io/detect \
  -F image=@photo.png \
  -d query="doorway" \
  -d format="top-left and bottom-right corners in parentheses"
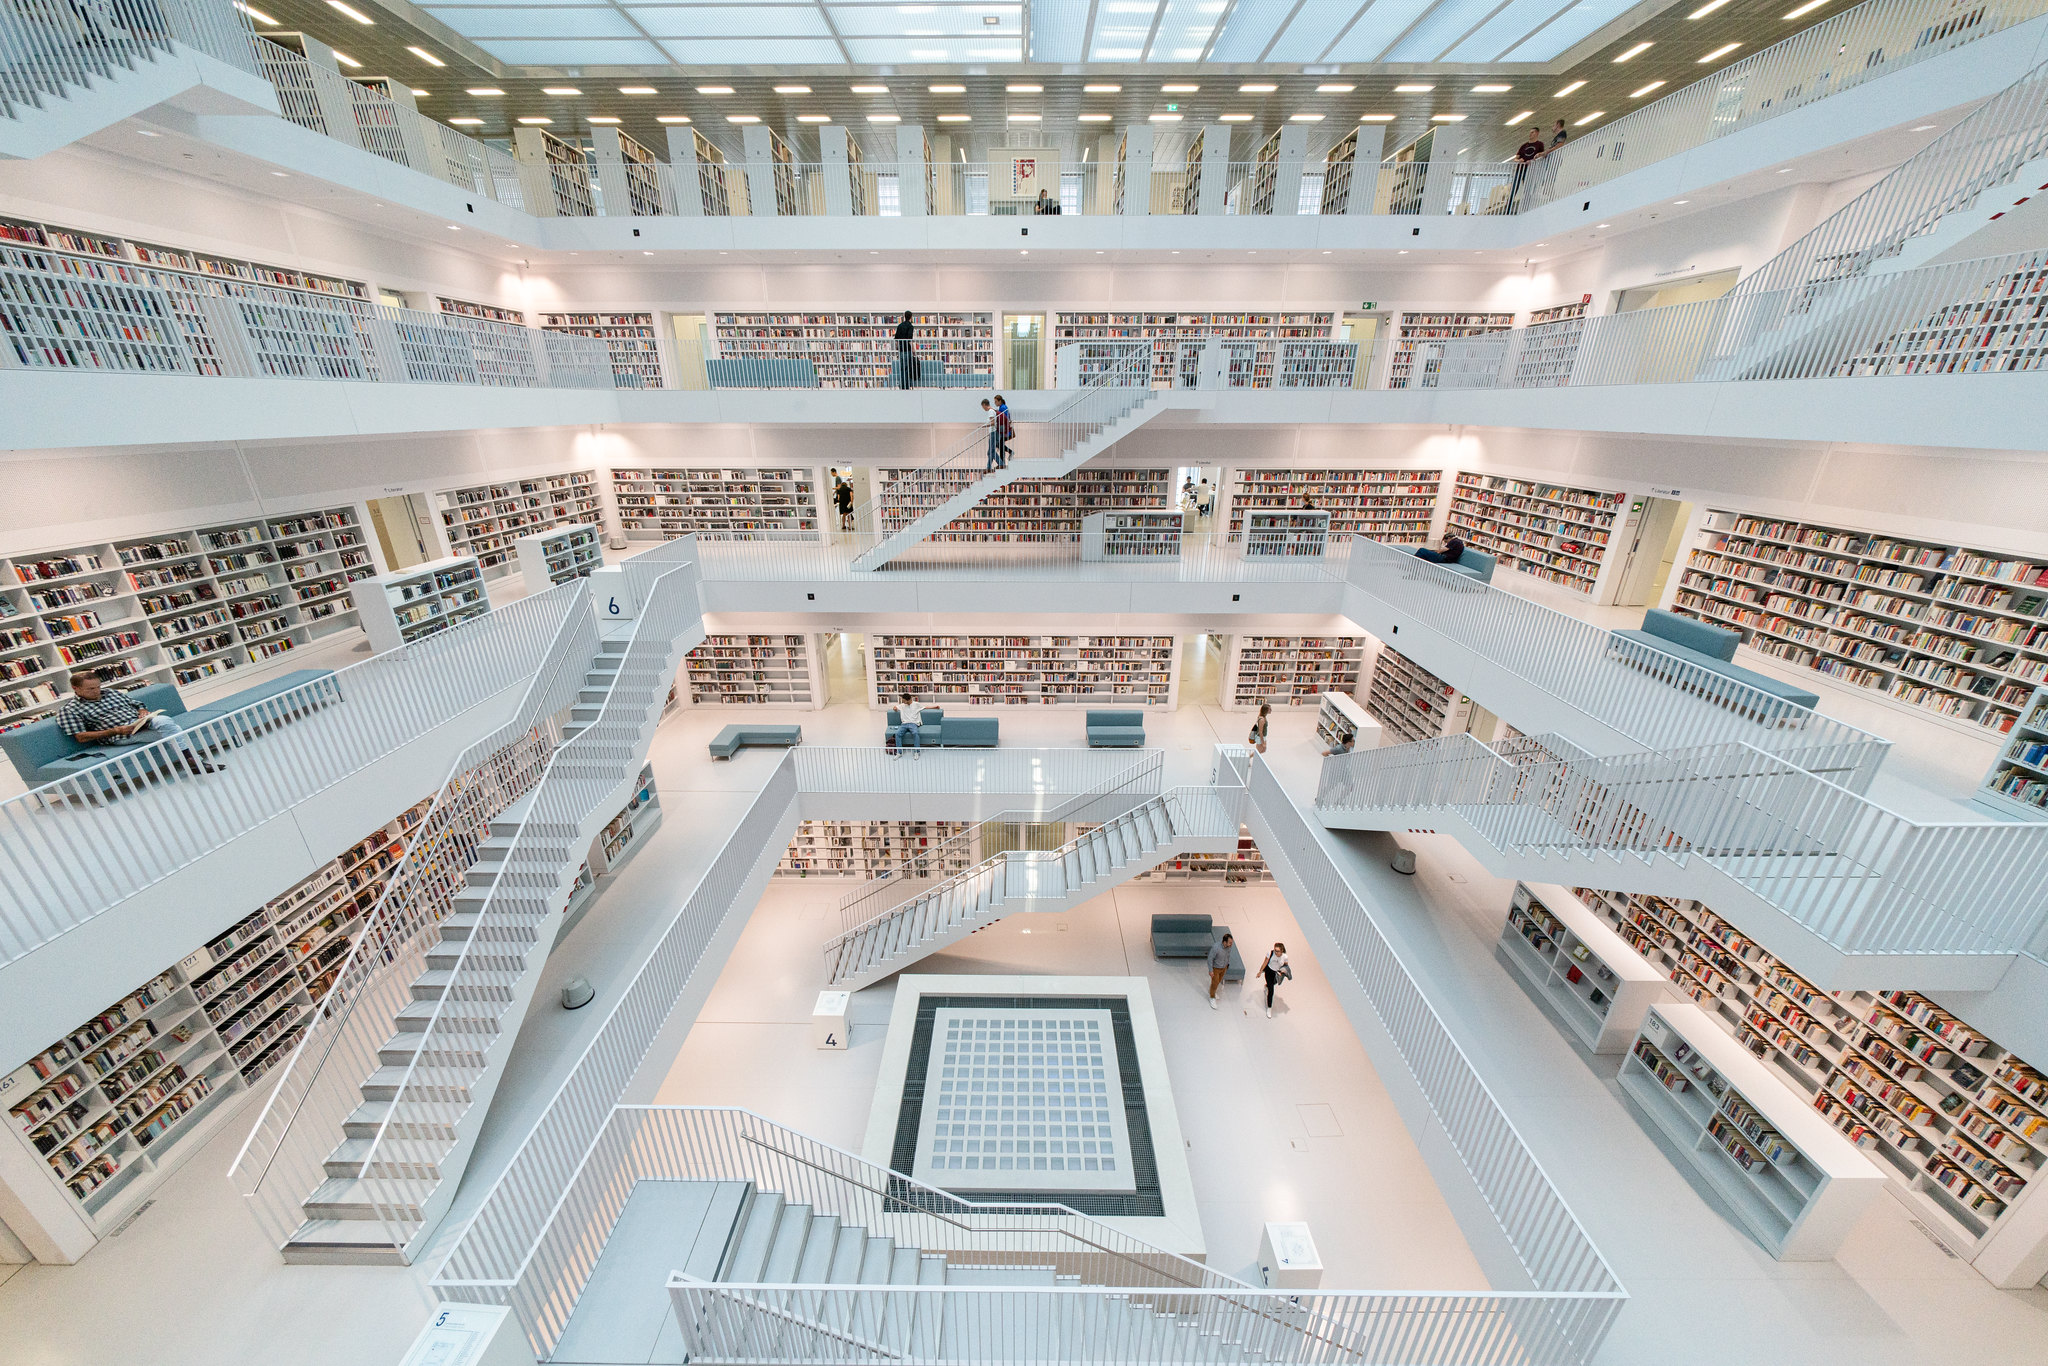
top-left (1182, 633), bottom-right (1223, 706)
top-left (1607, 497), bottom-right (1692, 607)
top-left (1340, 314), bottom-right (1387, 387)
top-left (1003, 314), bottom-right (1044, 389)
top-left (367, 493), bottom-right (437, 571)
top-left (820, 631), bottom-right (866, 706)
top-left (668, 312), bottom-right (709, 389)
top-left (829, 465), bottom-right (873, 537)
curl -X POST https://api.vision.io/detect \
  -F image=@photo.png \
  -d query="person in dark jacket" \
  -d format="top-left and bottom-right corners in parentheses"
top-left (1034, 189), bottom-right (1062, 215)
top-left (1415, 533), bottom-right (1466, 565)
top-left (1508, 127), bottom-right (1545, 211)
top-left (894, 311), bottom-right (915, 388)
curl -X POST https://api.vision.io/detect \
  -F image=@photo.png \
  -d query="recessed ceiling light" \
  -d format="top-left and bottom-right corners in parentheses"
top-left (773, 85), bottom-right (811, 94)
top-left (543, 87), bottom-right (581, 96)
top-left (1220, 113), bottom-right (1253, 122)
top-left (233, 1), bottom-right (277, 23)
top-left (1472, 83), bottom-right (1511, 93)
top-left (446, 225), bottom-right (460, 230)
top-left (873, 113), bottom-right (904, 122)
top-left (1007, 83), bottom-right (1043, 93)
top-left (1700, 42), bottom-right (1742, 61)
top-left (1575, 111), bottom-right (1605, 125)
top-left (1555, 80), bottom-right (1586, 97)
top-left (620, 86), bottom-right (657, 95)
top-left (1078, 113), bottom-right (1112, 122)
top-left (1597, 223), bottom-right (1609, 228)
top-left (1777, 166), bottom-right (1792, 172)
top-left (1240, 83), bottom-right (1277, 93)
top-left (1398, 249), bottom-right (1408, 254)
top-left (657, 115), bottom-right (691, 124)
top-left (1614, 41), bottom-right (1653, 61)
top-left (938, 113), bottom-right (971, 122)
top-left (1912, 124), bottom-right (1938, 130)
top-left (587, 116), bottom-right (620, 124)
top-left (929, 84), bottom-right (965, 93)
top-left (642, 251), bottom-right (653, 256)
top-left (1503, 109), bottom-right (1535, 125)
top-left (467, 87), bottom-right (503, 97)
top-left (1084, 84), bottom-right (1121, 93)
top-left (517, 116), bottom-right (551, 125)
top-left (450, 117), bottom-right (484, 126)
top-left (1431, 113), bottom-right (1467, 122)
top-left (1290, 113), bottom-right (1324, 122)
top-left (405, 45), bottom-right (443, 66)
top-left (410, 89), bottom-right (428, 97)
top-left (1360, 113), bottom-right (1395, 122)
top-left (1783, 0), bottom-right (1828, 14)
top-left (1631, 81), bottom-right (1667, 98)
top-left (798, 114), bottom-right (830, 123)
top-left (697, 86), bottom-right (733, 95)
top-left (270, 170), bottom-right (288, 176)
top-left (1688, 0), bottom-right (1730, 13)
top-left (851, 84), bottom-right (890, 93)
top-left (1149, 113), bottom-right (1183, 121)
top-left (1006, 113), bottom-right (1039, 121)
top-left (1394, 84), bottom-right (1434, 92)
top-left (330, 51), bottom-right (360, 68)
top-left (1673, 199), bottom-right (1690, 204)
top-left (727, 114), bottom-right (760, 123)
top-left (1162, 83), bottom-right (1199, 92)
top-left (325, 0), bottom-right (372, 23)
top-left (1317, 83), bottom-right (1355, 93)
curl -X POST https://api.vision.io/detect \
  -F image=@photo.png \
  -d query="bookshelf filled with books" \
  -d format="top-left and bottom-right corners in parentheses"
top-left (1578, 885), bottom-right (2048, 1259)
top-left (437, 472), bottom-right (603, 579)
top-left (1080, 511), bottom-right (1182, 560)
top-left (1050, 312), bottom-right (1334, 387)
top-left (435, 297), bottom-right (523, 325)
top-left (868, 634), bottom-right (1179, 709)
top-left (1975, 684), bottom-right (2048, 817)
top-left (682, 634), bottom-right (822, 708)
top-left (1132, 830), bottom-right (1271, 884)
top-left (710, 312), bottom-right (994, 388)
top-left (1224, 635), bottom-right (1367, 711)
top-left (874, 467), bottom-right (1171, 542)
top-left (776, 819), bottom-right (974, 878)
top-left (609, 467), bottom-right (821, 541)
top-left (1319, 126), bottom-right (1364, 214)
top-left (351, 556), bottom-right (488, 653)
top-left (1240, 510), bottom-right (1330, 558)
top-left (515, 525), bottom-right (604, 588)
top-left (1837, 258), bottom-right (2048, 376)
top-left (538, 311), bottom-right (662, 388)
top-left (556, 765), bottom-right (658, 940)
top-left (1388, 311), bottom-right (1516, 388)
top-left (1, 797), bottom-right (430, 1237)
top-left (1226, 469), bottom-right (1442, 543)
top-left (1622, 1003), bottom-right (1885, 1259)
top-left (1447, 472), bottom-right (1623, 597)
top-left (1365, 646), bottom-right (1472, 745)
top-left (1315, 690), bottom-right (1380, 753)
top-left (1497, 882), bottom-right (1673, 1055)
top-left (1, 503), bottom-right (372, 724)
top-left (1671, 510), bottom-right (2048, 736)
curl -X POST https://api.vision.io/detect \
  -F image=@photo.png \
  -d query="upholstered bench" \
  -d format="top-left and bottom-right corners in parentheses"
top-left (887, 707), bottom-right (998, 747)
top-left (1085, 710), bottom-right (1146, 747)
top-left (709, 723), bottom-right (803, 759)
top-left (1150, 913), bottom-right (1243, 981)
top-left (1610, 609), bottom-right (1821, 719)
top-left (1411, 544), bottom-right (1497, 583)
top-left (705, 357), bottom-right (821, 388)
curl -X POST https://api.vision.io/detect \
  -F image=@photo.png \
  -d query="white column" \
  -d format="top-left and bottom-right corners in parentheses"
top-left (1271, 125), bottom-right (1308, 217)
top-left (511, 127), bottom-right (559, 217)
top-left (1196, 125), bottom-right (1231, 216)
top-left (820, 126), bottom-right (855, 216)
top-left (1346, 127), bottom-right (1385, 216)
top-left (1118, 125), bottom-right (1153, 216)
top-left (588, 127), bottom-right (632, 218)
top-left (741, 126), bottom-right (781, 217)
top-left (896, 126), bottom-right (929, 216)
top-left (295, 36), bottom-right (362, 150)
top-left (665, 127), bottom-right (705, 216)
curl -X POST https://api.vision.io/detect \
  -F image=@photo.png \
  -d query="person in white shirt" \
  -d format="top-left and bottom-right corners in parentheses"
top-left (1259, 943), bottom-right (1290, 1018)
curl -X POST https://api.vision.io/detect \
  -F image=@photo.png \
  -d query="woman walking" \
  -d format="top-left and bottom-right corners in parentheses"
top-left (1258, 942), bottom-right (1290, 1018)
top-left (1247, 702), bottom-right (1271, 755)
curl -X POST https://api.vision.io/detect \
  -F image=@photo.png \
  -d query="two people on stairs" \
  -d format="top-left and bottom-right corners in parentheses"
top-left (982, 396), bottom-right (1014, 471)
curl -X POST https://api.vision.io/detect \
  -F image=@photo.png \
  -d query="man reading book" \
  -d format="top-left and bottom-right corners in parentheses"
top-left (57, 673), bottom-right (219, 775)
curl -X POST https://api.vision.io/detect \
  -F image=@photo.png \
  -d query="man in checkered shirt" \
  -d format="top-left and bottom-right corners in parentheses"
top-left (56, 673), bottom-right (219, 775)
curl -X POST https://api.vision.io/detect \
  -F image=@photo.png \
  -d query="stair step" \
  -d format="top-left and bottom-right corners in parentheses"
top-left (392, 998), bottom-right (503, 1032)
top-left (760, 1203), bottom-right (813, 1282)
top-left (341, 1099), bottom-right (459, 1141)
top-left (320, 1135), bottom-right (451, 1180)
top-left (281, 1219), bottom-right (407, 1265)
top-left (721, 1190), bottom-right (787, 1281)
top-left (794, 1214), bottom-right (841, 1282)
top-left (301, 1175), bottom-right (422, 1222)
top-left (360, 1064), bottom-right (473, 1104)
top-left (827, 1224), bottom-right (867, 1282)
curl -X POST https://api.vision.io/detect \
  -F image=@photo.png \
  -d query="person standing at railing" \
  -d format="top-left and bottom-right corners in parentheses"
top-left (1508, 128), bottom-right (1546, 212)
top-left (894, 310), bottom-right (917, 389)
top-left (1540, 120), bottom-right (1570, 200)
top-left (57, 672), bottom-right (219, 777)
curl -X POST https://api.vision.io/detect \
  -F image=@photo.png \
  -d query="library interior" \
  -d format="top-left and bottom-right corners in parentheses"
top-left (5, 0), bottom-right (2048, 1363)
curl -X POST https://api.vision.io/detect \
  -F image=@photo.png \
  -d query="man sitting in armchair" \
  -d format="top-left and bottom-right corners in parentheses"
top-left (57, 672), bottom-right (219, 776)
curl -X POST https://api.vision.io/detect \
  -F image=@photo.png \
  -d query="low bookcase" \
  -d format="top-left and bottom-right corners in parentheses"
top-left (1496, 882), bottom-right (1669, 1054)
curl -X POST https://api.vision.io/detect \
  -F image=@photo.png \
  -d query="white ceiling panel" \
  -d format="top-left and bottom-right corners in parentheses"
top-left (1503, 0), bottom-right (1637, 59)
top-left (1388, 1), bottom-right (1517, 62)
top-left (658, 36), bottom-right (848, 60)
top-left (1444, 0), bottom-right (1577, 61)
top-left (629, 6), bottom-right (831, 37)
top-left (1207, 0), bottom-right (1295, 62)
top-left (475, 37), bottom-right (674, 61)
top-left (423, 0), bottom-right (605, 10)
top-left (1150, 0), bottom-right (1225, 62)
top-left (440, 7), bottom-right (646, 37)
top-left (830, 6), bottom-right (1021, 37)
top-left (1266, 1), bottom-right (1364, 62)
top-left (842, 36), bottom-right (1024, 61)
top-left (1321, 0), bottom-right (1440, 61)
top-left (1029, 0), bottom-right (1090, 61)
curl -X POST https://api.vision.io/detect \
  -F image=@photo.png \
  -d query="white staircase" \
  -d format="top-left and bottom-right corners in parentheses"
top-left (825, 785), bottom-right (1241, 991)
top-left (277, 571), bottom-right (705, 1262)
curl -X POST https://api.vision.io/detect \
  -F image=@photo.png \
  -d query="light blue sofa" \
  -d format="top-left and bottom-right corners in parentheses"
top-left (1610, 608), bottom-right (1821, 716)
top-left (887, 707), bottom-right (999, 747)
top-left (1412, 544), bottom-right (1497, 583)
top-left (1085, 710), bottom-right (1146, 747)
top-left (709, 723), bottom-right (802, 759)
top-left (706, 357), bottom-right (821, 388)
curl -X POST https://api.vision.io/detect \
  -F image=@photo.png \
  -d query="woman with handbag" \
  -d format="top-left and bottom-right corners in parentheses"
top-left (1259, 942), bottom-right (1291, 1018)
top-left (1247, 703), bottom-right (1271, 755)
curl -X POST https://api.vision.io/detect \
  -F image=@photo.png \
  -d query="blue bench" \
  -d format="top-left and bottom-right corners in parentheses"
top-left (709, 723), bottom-right (802, 759)
top-left (889, 354), bottom-right (993, 389)
top-left (706, 357), bottom-right (821, 388)
top-left (1150, 913), bottom-right (1243, 981)
top-left (1411, 544), bottom-right (1497, 584)
top-left (1086, 710), bottom-right (1145, 747)
top-left (887, 707), bottom-right (998, 748)
top-left (1610, 608), bottom-right (1821, 718)
top-left (0, 669), bottom-right (340, 791)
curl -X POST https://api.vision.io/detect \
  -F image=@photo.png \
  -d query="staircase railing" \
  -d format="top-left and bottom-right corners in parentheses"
top-left (225, 578), bottom-right (601, 1249)
top-left (0, 0), bottom-right (260, 119)
top-left (833, 749), bottom-right (1166, 932)
top-left (1316, 731), bottom-right (2048, 959)
top-left (352, 547), bottom-right (703, 1255)
top-left (1342, 537), bottom-right (1892, 786)
top-left (0, 578), bottom-right (591, 967)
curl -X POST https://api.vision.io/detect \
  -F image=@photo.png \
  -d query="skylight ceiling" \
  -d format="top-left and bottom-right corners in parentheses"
top-left (415, 0), bottom-right (1645, 68)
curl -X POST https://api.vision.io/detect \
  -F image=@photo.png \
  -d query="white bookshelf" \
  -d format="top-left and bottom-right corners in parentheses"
top-left (711, 312), bottom-right (994, 388)
top-left (682, 634), bottom-right (823, 709)
top-left (350, 555), bottom-right (488, 653)
top-left (1975, 684), bottom-right (2048, 817)
top-left (537, 312), bottom-right (662, 388)
top-left (560, 764), bottom-right (660, 939)
top-left (1130, 829), bottom-right (1271, 884)
top-left (1225, 636), bottom-right (1367, 712)
top-left (1623, 1003), bottom-right (1885, 1259)
top-left (436, 472), bottom-right (602, 580)
top-left (1, 503), bottom-right (371, 724)
top-left (869, 634), bottom-right (1179, 709)
top-left (776, 819), bottom-right (974, 878)
top-left (1581, 885), bottom-right (2048, 1258)
top-left (1315, 691), bottom-right (1381, 751)
top-left (1447, 472), bottom-right (1623, 598)
top-left (1389, 311), bottom-right (1516, 389)
top-left (515, 526), bottom-right (604, 588)
top-left (1227, 469), bottom-right (1441, 544)
top-left (1837, 258), bottom-right (2048, 377)
top-left (1673, 509), bottom-right (2048, 736)
top-left (1080, 510), bottom-right (1182, 561)
top-left (1051, 311), bottom-right (1334, 388)
top-left (875, 467), bottom-right (1171, 543)
top-left (1497, 882), bottom-right (1671, 1055)
top-left (1, 797), bottom-right (429, 1234)
top-left (1365, 646), bottom-right (1473, 745)
top-left (1241, 510), bottom-right (1329, 559)
top-left (610, 467), bottom-right (820, 542)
